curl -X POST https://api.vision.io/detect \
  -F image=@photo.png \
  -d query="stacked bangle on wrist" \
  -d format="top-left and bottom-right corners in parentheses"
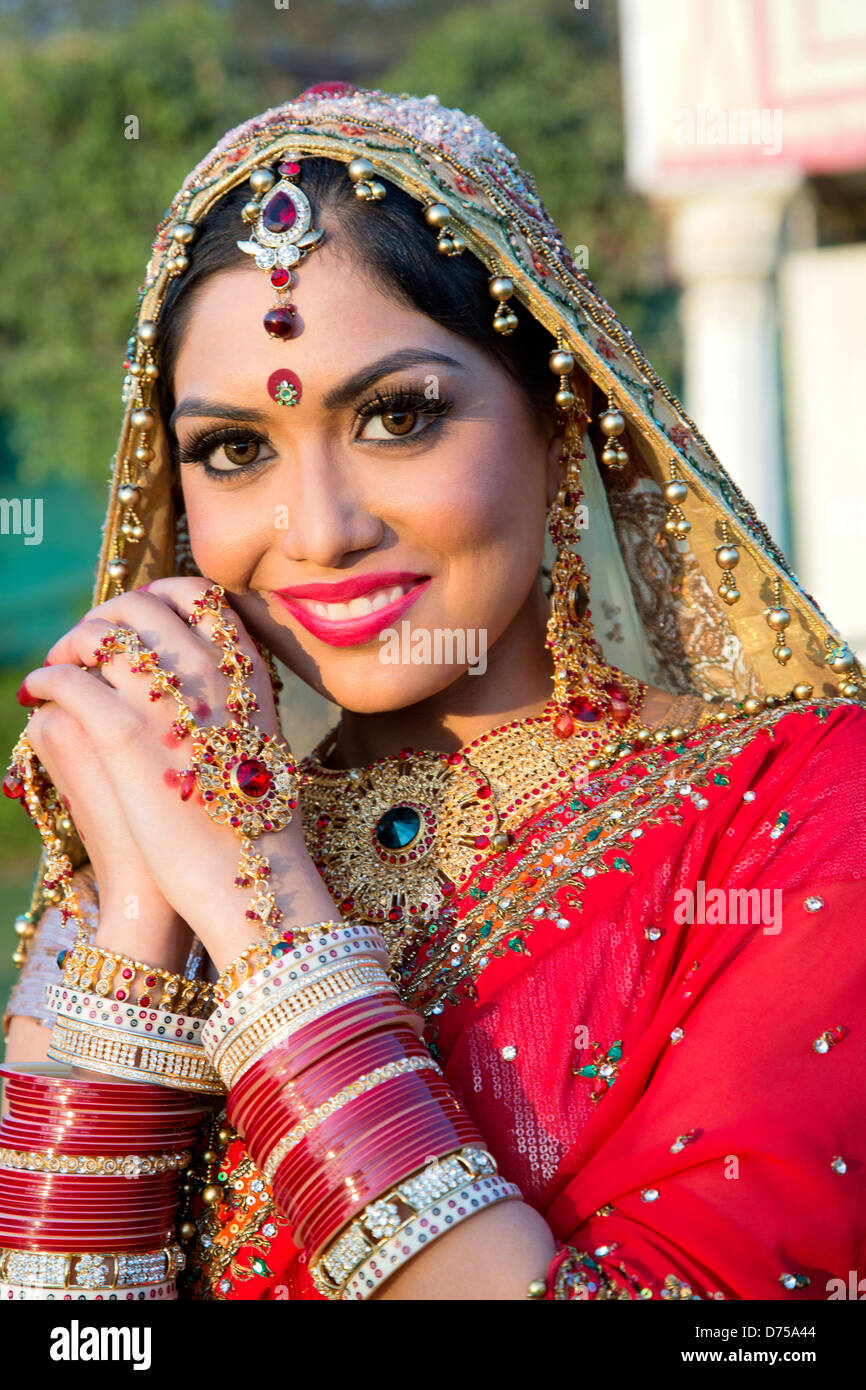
top-left (202, 920), bottom-right (525, 1300)
top-left (44, 983), bottom-right (223, 1094)
top-left (60, 942), bottom-right (214, 1015)
top-left (0, 1063), bottom-right (210, 1302)
top-left (215, 918), bottom-right (349, 1001)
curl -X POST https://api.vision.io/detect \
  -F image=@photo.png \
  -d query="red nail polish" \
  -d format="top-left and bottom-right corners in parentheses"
top-left (16, 680), bottom-right (35, 706)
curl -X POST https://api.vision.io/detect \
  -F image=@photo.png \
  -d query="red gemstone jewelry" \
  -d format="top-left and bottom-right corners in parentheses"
top-left (237, 160), bottom-right (325, 339)
top-left (187, 726), bottom-right (298, 838)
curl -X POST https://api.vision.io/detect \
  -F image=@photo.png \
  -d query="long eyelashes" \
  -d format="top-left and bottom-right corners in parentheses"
top-left (175, 426), bottom-right (271, 478)
top-left (175, 382), bottom-right (454, 480)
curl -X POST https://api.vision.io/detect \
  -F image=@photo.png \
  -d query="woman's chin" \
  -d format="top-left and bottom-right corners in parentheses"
top-left (306, 662), bottom-right (470, 715)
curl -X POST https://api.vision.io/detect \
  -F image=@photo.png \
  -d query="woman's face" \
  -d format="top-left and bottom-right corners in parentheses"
top-left (171, 232), bottom-right (561, 713)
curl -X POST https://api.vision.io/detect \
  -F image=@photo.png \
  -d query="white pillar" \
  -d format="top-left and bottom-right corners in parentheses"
top-left (665, 177), bottom-right (800, 545)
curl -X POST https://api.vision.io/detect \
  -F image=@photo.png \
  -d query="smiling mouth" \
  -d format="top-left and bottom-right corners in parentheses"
top-left (290, 581), bottom-right (419, 622)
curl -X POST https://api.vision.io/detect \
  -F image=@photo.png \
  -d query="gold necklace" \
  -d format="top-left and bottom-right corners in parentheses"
top-left (298, 688), bottom-right (660, 955)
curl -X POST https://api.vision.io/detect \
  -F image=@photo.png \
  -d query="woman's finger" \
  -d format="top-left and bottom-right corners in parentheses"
top-left (44, 591), bottom-right (206, 670)
top-left (143, 577), bottom-right (266, 675)
top-left (17, 664), bottom-right (147, 747)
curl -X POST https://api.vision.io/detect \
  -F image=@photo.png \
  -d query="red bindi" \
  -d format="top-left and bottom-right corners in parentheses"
top-left (267, 368), bottom-right (303, 408)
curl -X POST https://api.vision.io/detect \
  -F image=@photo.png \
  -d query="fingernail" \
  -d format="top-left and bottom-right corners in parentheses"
top-left (139, 582), bottom-right (152, 592)
top-left (16, 680), bottom-right (36, 706)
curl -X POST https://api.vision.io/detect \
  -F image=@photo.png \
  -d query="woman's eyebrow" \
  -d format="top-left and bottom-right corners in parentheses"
top-left (170, 401), bottom-right (270, 428)
top-left (320, 348), bottom-right (466, 411)
top-left (170, 349), bottom-right (466, 430)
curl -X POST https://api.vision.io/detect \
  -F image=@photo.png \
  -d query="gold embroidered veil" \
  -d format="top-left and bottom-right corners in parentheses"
top-left (11, 81), bottom-right (863, 963)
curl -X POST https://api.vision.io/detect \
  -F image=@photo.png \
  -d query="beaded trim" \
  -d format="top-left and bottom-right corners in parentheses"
top-left (342, 1173), bottom-right (522, 1300)
top-left (45, 983), bottom-right (208, 1045)
top-left (0, 1147), bottom-right (191, 1178)
top-left (0, 1244), bottom-right (185, 1290)
top-left (406, 702), bottom-right (848, 1017)
top-left (261, 1055), bottom-right (442, 1182)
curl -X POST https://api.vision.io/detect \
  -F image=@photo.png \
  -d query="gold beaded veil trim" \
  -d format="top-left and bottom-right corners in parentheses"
top-left (12, 81), bottom-right (864, 961)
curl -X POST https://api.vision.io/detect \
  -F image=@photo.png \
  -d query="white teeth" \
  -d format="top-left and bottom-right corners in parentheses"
top-left (300, 581), bottom-right (414, 622)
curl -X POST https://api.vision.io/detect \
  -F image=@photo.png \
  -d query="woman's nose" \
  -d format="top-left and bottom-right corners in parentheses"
top-left (277, 455), bottom-right (384, 569)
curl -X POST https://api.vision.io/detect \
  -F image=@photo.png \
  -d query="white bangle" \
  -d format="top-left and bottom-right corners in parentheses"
top-left (203, 926), bottom-right (390, 1047)
top-left (208, 965), bottom-right (394, 1083)
top-left (0, 1280), bottom-right (177, 1301)
top-left (311, 1147), bottom-right (502, 1296)
top-left (343, 1174), bottom-right (523, 1300)
top-left (45, 983), bottom-right (208, 1045)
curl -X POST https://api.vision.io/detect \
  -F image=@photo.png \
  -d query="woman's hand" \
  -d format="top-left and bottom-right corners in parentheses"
top-left (20, 647), bottom-right (192, 973)
top-left (19, 578), bottom-right (338, 972)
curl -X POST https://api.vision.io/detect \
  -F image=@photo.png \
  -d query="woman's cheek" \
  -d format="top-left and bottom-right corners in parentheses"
top-left (185, 505), bottom-right (260, 590)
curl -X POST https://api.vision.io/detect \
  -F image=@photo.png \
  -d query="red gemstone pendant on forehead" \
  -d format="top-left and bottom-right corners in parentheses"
top-left (267, 368), bottom-right (302, 408)
top-left (236, 158), bottom-right (325, 339)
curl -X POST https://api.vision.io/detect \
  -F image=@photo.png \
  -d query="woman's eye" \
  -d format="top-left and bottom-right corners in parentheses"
top-left (358, 408), bottom-right (426, 440)
top-left (212, 439), bottom-right (262, 469)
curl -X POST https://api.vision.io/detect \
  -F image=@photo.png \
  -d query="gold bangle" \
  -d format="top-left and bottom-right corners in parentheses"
top-left (227, 980), bottom-right (398, 1088)
top-left (0, 1146), bottom-right (191, 1177)
top-left (215, 919), bottom-right (345, 999)
top-left (211, 964), bottom-right (391, 1086)
top-left (61, 941), bottom-right (214, 1015)
top-left (47, 1014), bottom-right (224, 1093)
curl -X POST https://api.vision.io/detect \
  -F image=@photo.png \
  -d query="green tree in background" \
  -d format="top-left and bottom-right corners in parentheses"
top-left (0, 0), bottom-right (677, 492)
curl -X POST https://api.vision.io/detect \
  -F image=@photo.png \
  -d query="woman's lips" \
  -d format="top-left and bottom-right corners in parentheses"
top-left (271, 577), bottom-right (431, 647)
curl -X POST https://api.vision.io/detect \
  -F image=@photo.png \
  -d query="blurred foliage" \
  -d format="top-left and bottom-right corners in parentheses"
top-left (0, 0), bottom-right (679, 494)
top-left (381, 0), bottom-right (680, 385)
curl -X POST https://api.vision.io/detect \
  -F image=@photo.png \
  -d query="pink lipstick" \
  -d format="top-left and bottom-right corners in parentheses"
top-left (271, 571), bottom-right (430, 648)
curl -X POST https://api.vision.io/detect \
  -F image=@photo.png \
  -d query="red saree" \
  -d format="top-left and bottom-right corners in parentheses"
top-left (185, 699), bottom-right (866, 1300)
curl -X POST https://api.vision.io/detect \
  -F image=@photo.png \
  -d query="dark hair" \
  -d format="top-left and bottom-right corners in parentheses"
top-left (157, 156), bottom-right (561, 446)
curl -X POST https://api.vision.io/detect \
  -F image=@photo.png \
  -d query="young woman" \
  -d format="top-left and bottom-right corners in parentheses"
top-left (4, 82), bottom-right (865, 1302)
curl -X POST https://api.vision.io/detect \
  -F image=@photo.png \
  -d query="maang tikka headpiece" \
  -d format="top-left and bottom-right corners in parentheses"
top-left (237, 159), bottom-right (326, 340)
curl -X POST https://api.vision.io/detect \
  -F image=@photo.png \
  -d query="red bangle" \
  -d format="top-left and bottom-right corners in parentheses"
top-left (275, 1095), bottom-right (462, 1228)
top-left (0, 1066), bottom-right (203, 1110)
top-left (242, 1032), bottom-right (434, 1158)
top-left (268, 1072), bottom-right (459, 1200)
top-left (234, 1027), bottom-right (427, 1141)
top-left (299, 1114), bottom-right (484, 1257)
top-left (226, 997), bottom-right (422, 1124)
top-left (282, 1101), bottom-right (482, 1249)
